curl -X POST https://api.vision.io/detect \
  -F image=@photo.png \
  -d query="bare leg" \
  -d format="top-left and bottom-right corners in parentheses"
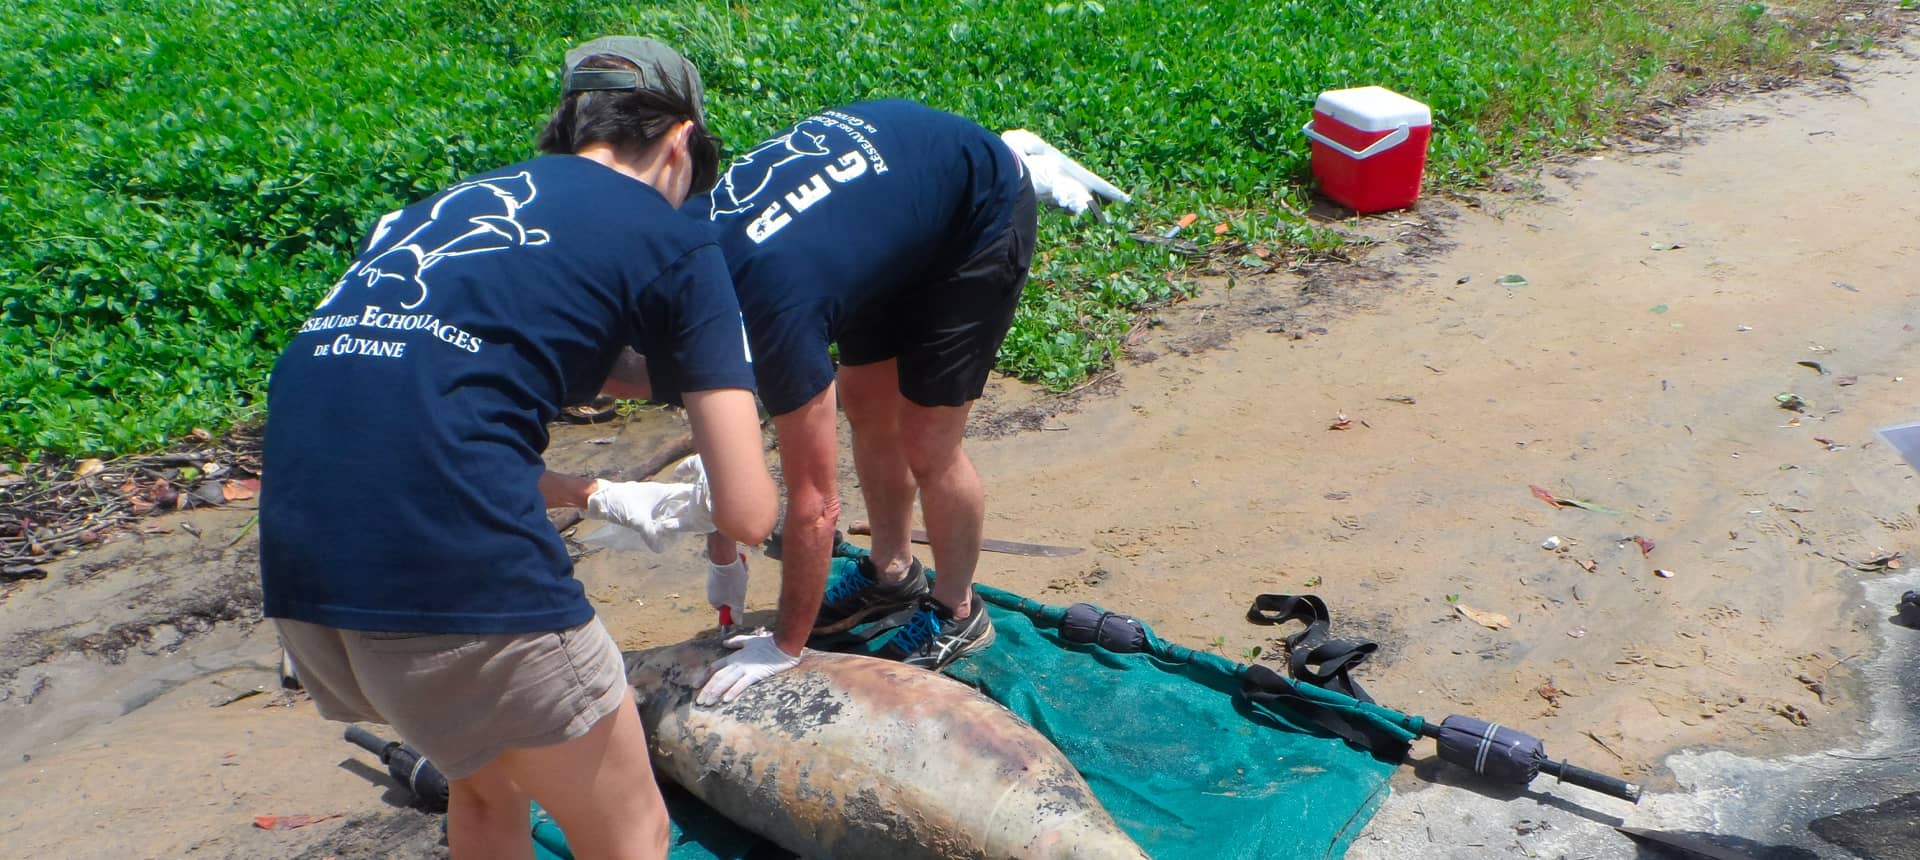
top-left (837, 360), bottom-right (918, 582)
top-left (446, 766), bottom-right (537, 860)
top-left (486, 688), bottom-right (669, 860)
top-left (899, 402), bottom-right (982, 618)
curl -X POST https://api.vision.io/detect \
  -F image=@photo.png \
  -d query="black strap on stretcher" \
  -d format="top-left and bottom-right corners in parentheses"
top-left (1243, 593), bottom-right (1380, 703)
top-left (1240, 593), bottom-right (1409, 761)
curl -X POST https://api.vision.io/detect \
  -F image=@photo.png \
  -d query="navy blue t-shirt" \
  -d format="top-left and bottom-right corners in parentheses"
top-left (686, 100), bottom-right (1024, 415)
top-left (260, 155), bottom-right (754, 634)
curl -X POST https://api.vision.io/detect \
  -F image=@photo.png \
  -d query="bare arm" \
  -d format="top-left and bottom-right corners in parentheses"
top-left (682, 388), bottom-right (778, 546)
top-left (766, 385), bottom-right (841, 657)
top-left (539, 470), bottom-right (599, 508)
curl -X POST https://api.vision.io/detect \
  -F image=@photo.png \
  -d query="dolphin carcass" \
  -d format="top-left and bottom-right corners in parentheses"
top-left (625, 640), bottom-right (1150, 860)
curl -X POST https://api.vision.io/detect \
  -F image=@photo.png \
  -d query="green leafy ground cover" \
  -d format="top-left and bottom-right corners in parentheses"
top-left (0, 0), bottom-right (1865, 456)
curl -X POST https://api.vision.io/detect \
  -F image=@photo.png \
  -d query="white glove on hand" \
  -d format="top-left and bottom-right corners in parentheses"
top-left (581, 480), bottom-right (698, 553)
top-left (697, 633), bottom-right (802, 706)
top-left (1001, 129), bottom-right (1131, 216)
top-left (657, 455), bottom-right (716, 535)
top-left (707, 555), bottom-right (748, 625)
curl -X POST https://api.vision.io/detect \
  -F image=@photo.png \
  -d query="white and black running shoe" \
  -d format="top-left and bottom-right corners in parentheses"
top-left (879, 591), bottom-right (997, 670)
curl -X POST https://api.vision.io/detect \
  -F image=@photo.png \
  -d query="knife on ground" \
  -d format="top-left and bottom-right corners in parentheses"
top-left (846, 521), bottom-right (1083, 558)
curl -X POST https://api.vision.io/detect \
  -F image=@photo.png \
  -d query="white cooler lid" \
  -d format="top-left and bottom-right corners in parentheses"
top-left (1314, 86), bottom-right (1431, 132)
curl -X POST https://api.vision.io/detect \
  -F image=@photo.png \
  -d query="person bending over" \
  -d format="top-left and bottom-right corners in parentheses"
top-left (259, 37), bottom-right (774, 860)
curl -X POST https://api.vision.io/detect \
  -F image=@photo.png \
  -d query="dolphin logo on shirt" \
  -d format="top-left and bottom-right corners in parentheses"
top-left (317, 172), bottom-right (552, 310)
top-left (707, 127), bottom-right (833, 219)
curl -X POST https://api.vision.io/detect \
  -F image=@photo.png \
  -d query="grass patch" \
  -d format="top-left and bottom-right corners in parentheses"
top-left (0, 0), bottom-right (1872, 457)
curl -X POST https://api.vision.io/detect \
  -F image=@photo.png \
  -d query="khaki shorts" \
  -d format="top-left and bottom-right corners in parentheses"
top-left (274, 616), bottom-right (628, 779)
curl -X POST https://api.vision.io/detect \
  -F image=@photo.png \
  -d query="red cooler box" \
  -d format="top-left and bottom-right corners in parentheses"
top-left (1304, 86), bottom-right (1432, 213)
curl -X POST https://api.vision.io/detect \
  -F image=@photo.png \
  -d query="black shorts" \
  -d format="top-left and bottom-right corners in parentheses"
top-left (837, 183), bottom-right (1038, 408)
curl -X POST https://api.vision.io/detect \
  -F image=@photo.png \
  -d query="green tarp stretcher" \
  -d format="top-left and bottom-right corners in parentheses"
top-left (944, 587), bottom-right (1401, 857)
top-left (532, 558), bottom-right (1407, 859)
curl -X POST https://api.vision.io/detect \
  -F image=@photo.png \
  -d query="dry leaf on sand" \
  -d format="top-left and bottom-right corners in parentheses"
top-left (1454, 603), bottom-right (1511, 629)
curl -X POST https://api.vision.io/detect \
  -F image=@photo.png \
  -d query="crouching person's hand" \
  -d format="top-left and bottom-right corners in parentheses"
top-left (707, 554), bottom-right (748, 626)
top-left (697, 633), bottom-right (802, 706)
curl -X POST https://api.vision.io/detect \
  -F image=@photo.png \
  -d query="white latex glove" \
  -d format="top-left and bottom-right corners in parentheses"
top-left (1001, 129), bottom-right (1131, 215)
top-left (578, 520), bottom-right (669, 552)
top-left (697, 633), bottom-right (802, 706)
top-left (581, 480), bottom-right (698, 553)
top-left (658, 455), bottom-right (716, 535)
top-left (707, 555), bottom-right (749, 627)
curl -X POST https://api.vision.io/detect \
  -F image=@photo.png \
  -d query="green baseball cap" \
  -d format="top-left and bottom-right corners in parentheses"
top-left (562, 36), bottom-right (706, 124)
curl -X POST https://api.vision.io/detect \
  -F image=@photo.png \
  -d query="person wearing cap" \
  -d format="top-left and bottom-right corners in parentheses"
top-left (259, 37), bottom-right (774, 858)
top-left (681, 100), bottom-right (1039, 677)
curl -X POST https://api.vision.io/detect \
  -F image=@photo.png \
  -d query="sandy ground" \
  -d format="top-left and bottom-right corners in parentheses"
top-left (5, 37), bottom-right (1920, 860)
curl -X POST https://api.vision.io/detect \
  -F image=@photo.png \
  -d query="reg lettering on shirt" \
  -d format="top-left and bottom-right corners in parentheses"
top-left (745, 110), bottom-right (889, 245)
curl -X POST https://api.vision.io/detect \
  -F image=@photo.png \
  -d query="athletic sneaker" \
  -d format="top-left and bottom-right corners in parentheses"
top-left (812, 556), bottom-right (930, 634)
top-left (878, 591), bottom-right (997, 670)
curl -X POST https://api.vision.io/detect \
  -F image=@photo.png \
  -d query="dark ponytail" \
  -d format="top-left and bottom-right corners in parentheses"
top-left (536, 55), bottom-right (720, 194)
